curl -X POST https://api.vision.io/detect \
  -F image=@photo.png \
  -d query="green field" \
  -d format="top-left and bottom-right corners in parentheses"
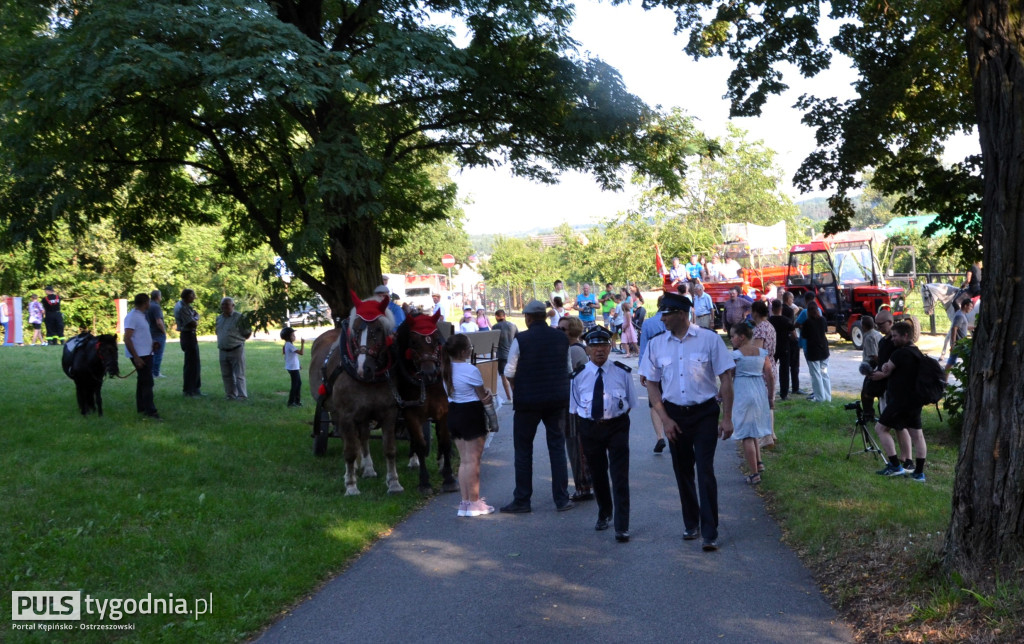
top-left (1, 340), bottom-right (436, 642)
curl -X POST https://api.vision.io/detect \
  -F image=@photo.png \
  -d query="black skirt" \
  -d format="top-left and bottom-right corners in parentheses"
top-left (448, 400), bottom-right (487, 441)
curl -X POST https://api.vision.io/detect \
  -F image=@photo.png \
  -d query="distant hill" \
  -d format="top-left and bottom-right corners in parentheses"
top-left (797, 195), bottom-right (866, 222)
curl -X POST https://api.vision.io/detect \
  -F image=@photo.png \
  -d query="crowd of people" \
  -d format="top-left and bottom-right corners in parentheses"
top-left (6, 262), bottom-right (966, 529)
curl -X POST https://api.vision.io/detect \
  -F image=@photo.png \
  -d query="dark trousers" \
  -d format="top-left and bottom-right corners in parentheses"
top-left (136, 355), bottom-right (157, 416)
top-left (777, 349), bottom-right (791, 399)
top-left (512, 406), bottom-right (571, 507)
top-left (180, 331), bottom-right (202, 395)
top-left (44, 313), bottom-right (64, 344)
top-left (578, 415), bottom-right (630, 533)
top-left (564, 411), bottom-right (592, 492)
top-left (788, 337), bottom-right (801, 393)
top-left (664, 399), bottom-right (721, 541)
top-left (288, 369), bottom-right (302, 405)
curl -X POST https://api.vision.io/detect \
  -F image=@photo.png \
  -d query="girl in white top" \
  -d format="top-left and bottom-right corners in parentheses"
top-left (547, 296), bottom-right (566, 326)
top-left (281, 327), bottom-right (305, 407)
top-left (444, 333), bottom-right (494, 517)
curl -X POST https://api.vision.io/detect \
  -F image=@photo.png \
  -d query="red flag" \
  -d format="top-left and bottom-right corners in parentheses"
top-left (654, 243), bottom-right (668, 277)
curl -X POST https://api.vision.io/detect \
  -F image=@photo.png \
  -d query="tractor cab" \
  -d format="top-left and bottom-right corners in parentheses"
top-left (786, 234), bottom-right (905, 349)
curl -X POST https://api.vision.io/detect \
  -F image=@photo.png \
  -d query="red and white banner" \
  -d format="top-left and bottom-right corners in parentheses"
top-left (654, 243), bottom-right (668, 278)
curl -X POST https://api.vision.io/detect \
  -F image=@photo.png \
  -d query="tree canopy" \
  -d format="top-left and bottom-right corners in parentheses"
top-left (0, 0), bottom-right (698, 315)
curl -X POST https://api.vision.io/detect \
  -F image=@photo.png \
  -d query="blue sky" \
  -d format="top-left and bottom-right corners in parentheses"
top-left (453, 1), bottom-right (979, 236)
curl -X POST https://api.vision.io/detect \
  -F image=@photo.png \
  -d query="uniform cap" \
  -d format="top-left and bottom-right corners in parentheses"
top-left (658, 292), bottom-right (693, 313)
top-left (583, 326), bottom-right (612, 345)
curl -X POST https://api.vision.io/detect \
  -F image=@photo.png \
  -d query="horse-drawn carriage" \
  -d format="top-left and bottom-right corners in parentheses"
top-left (308, 293), bottom-right (458, 496)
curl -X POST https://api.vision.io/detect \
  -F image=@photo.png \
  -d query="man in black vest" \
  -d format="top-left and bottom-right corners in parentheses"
top-left (500, 299), bottom-right (574, 513)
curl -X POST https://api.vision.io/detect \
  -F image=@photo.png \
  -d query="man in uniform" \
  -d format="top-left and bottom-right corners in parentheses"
top-left (501, 299), bottom-right (574, 513)
top-left (639, 292), bottom-right (735, 551)
top-left (571, 326), bottom-right (637, 542)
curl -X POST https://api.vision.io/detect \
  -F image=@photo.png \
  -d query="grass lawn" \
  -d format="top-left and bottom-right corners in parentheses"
top-left (763, 392), bottom-right (1023, 641)
top-left (1, 340), bottom-right (439, 642)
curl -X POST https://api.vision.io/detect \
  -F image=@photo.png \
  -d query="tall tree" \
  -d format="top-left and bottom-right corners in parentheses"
top-left (650, 0), bottom-right (1022, 578)
top-left (0, 0), bottom-right (689, 316)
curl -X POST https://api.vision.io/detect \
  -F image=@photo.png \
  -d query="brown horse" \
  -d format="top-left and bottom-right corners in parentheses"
top-left (309, 292), bottom-right (403, 496)
top-left (394, 311), bottom-right (457, 494)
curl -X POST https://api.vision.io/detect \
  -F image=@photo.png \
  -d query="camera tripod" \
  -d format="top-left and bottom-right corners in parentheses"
top-left (845, 401), bottom-right (887, 465)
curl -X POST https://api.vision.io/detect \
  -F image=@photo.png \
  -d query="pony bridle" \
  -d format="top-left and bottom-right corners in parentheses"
top-left (409, 332), bottom-right (443, 380)
top-left (345, 321), bottom-right (392, 378)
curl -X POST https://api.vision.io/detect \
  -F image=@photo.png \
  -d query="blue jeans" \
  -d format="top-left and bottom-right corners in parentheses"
top-left (511, 406), bottom-right (571, 507)
top-left (152, 335), bottom-right (166, 376)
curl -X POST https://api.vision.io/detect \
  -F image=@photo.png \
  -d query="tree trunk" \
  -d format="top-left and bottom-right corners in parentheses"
top-left (945, 0), bottom-right (1024, 580)
top-left (308, 216), bottom-right (384, 325)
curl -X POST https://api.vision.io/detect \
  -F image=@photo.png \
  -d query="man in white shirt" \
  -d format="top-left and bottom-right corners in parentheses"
top-left (571, 326), bottom-right (637, 542)
top-left (550, 279), bottom-right (568, 305)
top-left (124, 293), bottom-right (161, 420)
top-left (639, 292), bottom-right (735, 551)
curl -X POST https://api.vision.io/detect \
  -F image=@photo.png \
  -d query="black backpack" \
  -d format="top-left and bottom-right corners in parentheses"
top-left (911, 346), bottom-right (946, 405)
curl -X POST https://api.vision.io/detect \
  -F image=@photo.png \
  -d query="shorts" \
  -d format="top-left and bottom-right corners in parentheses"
top-left (498, 358), bottom-right (508, 376)
top-left (602, 311), bottom-right (612, 325)
top-left (878, 402), bottom-right (923, 431)
top-left (31, 323), bottom-right (42, 330)
top-left (448, 400), bottom-right (487, 441)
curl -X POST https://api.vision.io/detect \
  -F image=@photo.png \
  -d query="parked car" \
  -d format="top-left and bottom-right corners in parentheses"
top-left (286, 298), bottom-right (330, 327)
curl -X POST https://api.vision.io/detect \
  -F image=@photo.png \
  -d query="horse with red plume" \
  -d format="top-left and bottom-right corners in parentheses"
top-left (394, 310), bottom-right (457, 494)
top-left (308, 290), bottom-right (403, 495)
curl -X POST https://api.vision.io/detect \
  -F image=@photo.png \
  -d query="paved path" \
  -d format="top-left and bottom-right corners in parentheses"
top-left (258, 359), bottom-right (853, 644)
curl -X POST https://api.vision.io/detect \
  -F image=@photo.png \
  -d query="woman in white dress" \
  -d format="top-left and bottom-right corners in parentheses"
top-left (728, 323), bottom-right (775, 484)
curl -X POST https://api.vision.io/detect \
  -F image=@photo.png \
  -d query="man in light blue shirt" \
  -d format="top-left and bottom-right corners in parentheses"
top-left (691, 282), bottom-right (715, 330)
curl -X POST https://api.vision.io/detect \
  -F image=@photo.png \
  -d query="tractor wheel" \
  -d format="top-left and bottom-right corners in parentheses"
top-left (850, 321), bottom-right (864, 351)
top-left (906, 314), bottom-right (922, 343)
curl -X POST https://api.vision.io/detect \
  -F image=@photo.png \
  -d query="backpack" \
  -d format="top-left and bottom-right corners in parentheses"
top-left (911, 346), bottom-right (946, 405)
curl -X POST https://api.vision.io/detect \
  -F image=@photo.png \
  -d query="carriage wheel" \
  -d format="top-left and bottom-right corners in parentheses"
top-left (313, 404), bottom-right (331, 457)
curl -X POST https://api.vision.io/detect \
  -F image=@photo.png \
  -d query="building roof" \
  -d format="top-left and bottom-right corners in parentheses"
top-left (880, 214), bottom-right (948, 236)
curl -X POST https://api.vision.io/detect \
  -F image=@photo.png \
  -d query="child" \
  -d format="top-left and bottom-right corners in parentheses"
top-left (281, 327), bottom-right (304, 407)
top-left (444, 334), bottom-right (495, 517)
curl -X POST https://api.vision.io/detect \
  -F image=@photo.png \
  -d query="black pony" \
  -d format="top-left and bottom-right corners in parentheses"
top-left (62, 333), bottom-right (120, 416)
top-left (394, 311), bottom-right (457, 494)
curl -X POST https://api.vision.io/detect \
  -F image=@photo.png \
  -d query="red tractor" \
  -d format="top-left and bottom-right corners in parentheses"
top-left (785, 234), bottom-right (906, 349)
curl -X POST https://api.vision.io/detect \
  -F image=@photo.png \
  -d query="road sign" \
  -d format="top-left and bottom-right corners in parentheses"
top-left (441, 254), bottom-right (456, 268)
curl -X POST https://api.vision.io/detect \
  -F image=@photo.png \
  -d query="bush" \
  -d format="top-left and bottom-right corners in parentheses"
top-left (943, 336), bottom-right (972, 439)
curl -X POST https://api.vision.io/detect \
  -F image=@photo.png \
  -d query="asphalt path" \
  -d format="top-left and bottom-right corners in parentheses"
top-left (257, 353), bottom-right (854, 644)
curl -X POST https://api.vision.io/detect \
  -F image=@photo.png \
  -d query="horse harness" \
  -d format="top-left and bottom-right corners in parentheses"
top-left (317, 320), bottom-right (434, 409)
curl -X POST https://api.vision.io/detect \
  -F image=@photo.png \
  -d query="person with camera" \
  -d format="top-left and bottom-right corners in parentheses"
top-left (574, 283), bottom-right (599, 331)
top-left (868, 320), bottom-right (928, 481)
